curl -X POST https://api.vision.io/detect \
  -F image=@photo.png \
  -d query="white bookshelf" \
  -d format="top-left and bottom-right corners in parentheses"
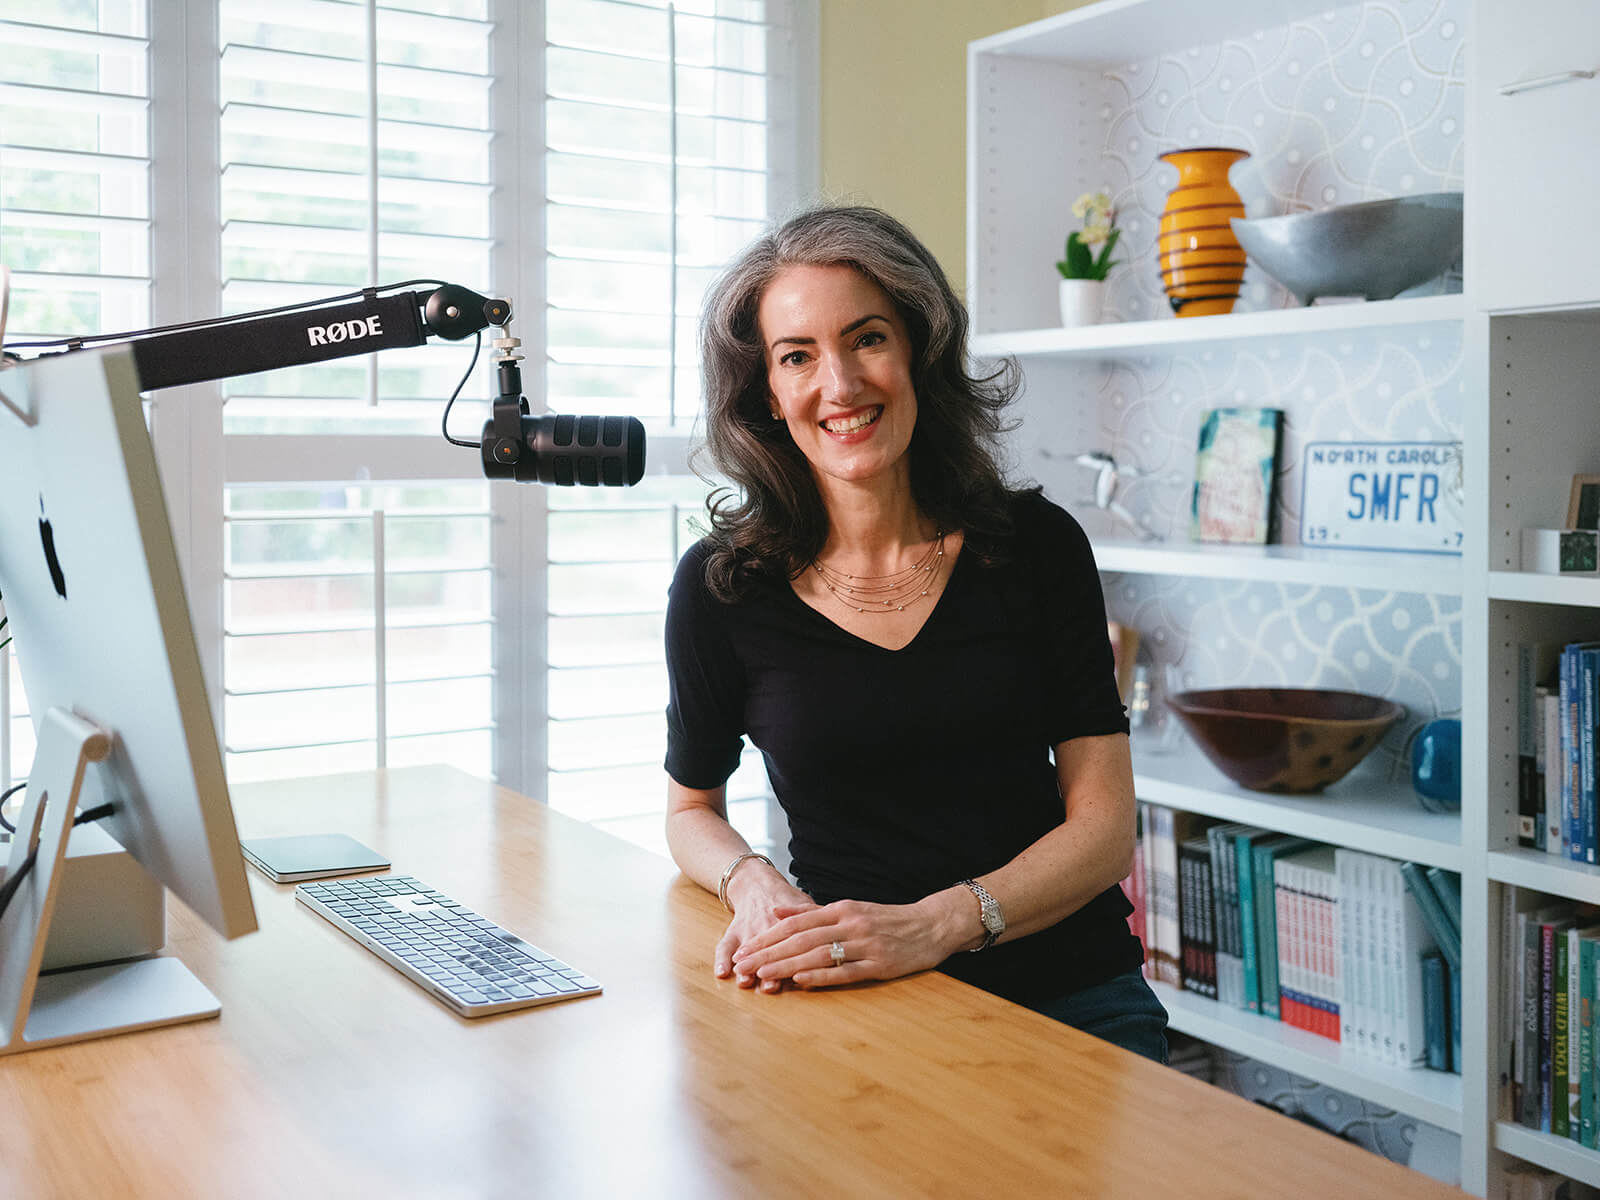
top-left (1134, 738), bottom-right (1462, 871)
top-left (1153, 981), bottom-right (1463, 1133)
top-left (971, 295), bottom-right (1465, 364)
top-left (972, 0), bottom-right (1600, 1191)
top-left (1094, 538), bottom-right (1463, 595)
top-left (1487, 850), bottom-right (1600, 908)
top-left (1489, 572), bottom-right (1600, 607)
top-left (1493, 1124), bottom-right (1600, 1191)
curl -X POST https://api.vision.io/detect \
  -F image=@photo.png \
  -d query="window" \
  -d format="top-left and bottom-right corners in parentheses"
top-left (542, 0), bottom-right (811, 858)
top-left (0, 0), bottom-right (152, 793)
top-left (0, 0), bottom-right (816, 864)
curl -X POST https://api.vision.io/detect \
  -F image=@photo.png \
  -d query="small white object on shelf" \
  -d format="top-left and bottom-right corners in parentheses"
top-left (1520, 527), bottom-right (1599, 574)
top-left (1057, 278), bottom-right (1104, 327)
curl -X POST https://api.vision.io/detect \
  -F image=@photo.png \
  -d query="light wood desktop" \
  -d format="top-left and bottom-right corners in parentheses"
top-left (0, 766), bottom-right (1464, 1198)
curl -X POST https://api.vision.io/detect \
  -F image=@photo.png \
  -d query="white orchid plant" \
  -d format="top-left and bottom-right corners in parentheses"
top-left (1055, 190), bottom-right (1122, 282)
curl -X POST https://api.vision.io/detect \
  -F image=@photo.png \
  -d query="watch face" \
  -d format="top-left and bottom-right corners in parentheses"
top-left (980, 898), bottom-right (1003, 933)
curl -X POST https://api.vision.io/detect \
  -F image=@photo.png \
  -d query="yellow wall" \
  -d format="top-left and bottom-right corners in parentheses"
top-left (816, 0), bottom-right (1095, 294)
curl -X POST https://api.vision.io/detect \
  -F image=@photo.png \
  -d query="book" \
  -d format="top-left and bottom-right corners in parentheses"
top-left (1425, 867), bottom-right (1462, 941)
top-left (1546, 689), bottom-right (1566, 856)
top-left (1421, 950), bottom-right (1448, 1071)
top-left (1179, 836), bottom-right (1215, 998)
top-left (1207, 822), bottom-right (1254, 1008)
top-left (1147, 807), bottom-right (1212, 987)
top-left (1585, 645), bottom-right (1600, 864)
top-left (1278, 845), bottom-right (1339, 1040)
top-left (1235, 827), bottom-right (1286, 1013)
top-left (1556, 929), bottom-right (1572, 1136)
top-left (1542, 912), bottom-right (1578, 1130)
top-left (1520, 644), bottom-right (1560, 848)
top-left (1380, 856), bottom-right (1437, 1067)
top-left (1336, 848), bottom-right (1367, 1053)
top-left (1190, 407), bottom-right (1284, 545)
top-left (1254, 836), bottom-right (1315, 1023)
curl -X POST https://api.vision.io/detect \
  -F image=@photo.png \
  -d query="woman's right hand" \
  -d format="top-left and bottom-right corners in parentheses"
top-left (717, 866), bottom-right (817, 993)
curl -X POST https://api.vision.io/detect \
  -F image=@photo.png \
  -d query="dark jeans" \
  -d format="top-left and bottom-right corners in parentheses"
top-left (1027, 969), bottom-right (1170, 1065)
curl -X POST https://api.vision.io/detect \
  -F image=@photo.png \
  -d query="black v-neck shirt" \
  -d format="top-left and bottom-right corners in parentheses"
top-left (664, 491), bottom-right (1142, 1006)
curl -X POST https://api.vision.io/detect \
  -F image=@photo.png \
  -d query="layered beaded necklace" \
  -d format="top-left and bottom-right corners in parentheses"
top-left (810, 529), bottom-right (946, 615)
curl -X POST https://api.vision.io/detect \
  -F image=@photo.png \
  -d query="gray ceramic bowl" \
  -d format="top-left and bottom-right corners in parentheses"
top-left (1230, 193), bottom-right (1463, 305)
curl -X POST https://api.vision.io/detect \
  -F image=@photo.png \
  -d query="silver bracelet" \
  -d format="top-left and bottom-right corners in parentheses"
top-left (718, 851), bottom-right (776, 912)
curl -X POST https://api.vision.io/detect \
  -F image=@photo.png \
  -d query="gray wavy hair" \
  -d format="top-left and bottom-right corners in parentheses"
top-left (695, 205), bottom-right (1021, 601)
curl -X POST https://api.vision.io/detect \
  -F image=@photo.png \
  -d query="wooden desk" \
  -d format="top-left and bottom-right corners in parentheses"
top-left (1, 766), bottom-right (1463, 1198)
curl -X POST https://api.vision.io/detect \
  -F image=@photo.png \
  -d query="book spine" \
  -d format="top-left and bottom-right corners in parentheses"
top-left (1238, 834), bottom-right (1261, 1013)
top-left (1571, 927), bottom-right (1585, 1140)
top-left (1521, 644), bottom-right (1543, 848)
top-left (1179, 841), bottom-right (1198, 994)
top-left (1337, 850), bottom-right (1359, 1049)
top-left (1323, 863), bottom-right (1342, 1042)
top-left (1556, 931), bottom-right (1572, 1137)
top-left (1543, 922), bottom-right (1557, 1131)
top-left (1129, 807), bottom-right (1148, 956)
top-left (1276, 863), bottom-right (1298, 1028)
top-left (1220, 827), bottom-right (1245, 1009)
top-left (1588, 938), bottom-right (1600, 1149)
top-left (1568, 646), bottom-right (1585, 862)
top-left (1206, 826), bottom-right (1231, 1006)
top-left (1361, 852), bottom-right (1384, 1060)
top-left (1585, 648), bottom-right (1598, 865)
top-left (1393, 860), bottom-right (1431, 1067)
top-left (1154, 808), bottom-right (1181, 987)
top-left (1547, 690), bottom-right (1567, 856)
top-left (1258, 843), bottom-right (1283, 1021)
top-left (1521, 913), bottom-right (1543, 1127)
top-left (1505, 888), bottom-right (1521, 1115)
top-left (1423, 951), bottom-right (1448, 1070)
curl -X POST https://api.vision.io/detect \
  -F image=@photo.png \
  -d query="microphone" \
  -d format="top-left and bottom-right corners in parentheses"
top-left (480, 411), bottom-right (646, 486)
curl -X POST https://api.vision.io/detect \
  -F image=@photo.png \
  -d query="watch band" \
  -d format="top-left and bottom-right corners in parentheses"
top-left (959, 878), bottom-right (1004, 952)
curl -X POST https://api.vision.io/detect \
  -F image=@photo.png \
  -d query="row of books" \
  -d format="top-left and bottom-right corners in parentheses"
top-left (1503, 889), bottom-right (1600, 1144)
top-left (1132, 804), bottom-right (1462, 1073)
top-left (1518, 641), bottom-right (1600, 862)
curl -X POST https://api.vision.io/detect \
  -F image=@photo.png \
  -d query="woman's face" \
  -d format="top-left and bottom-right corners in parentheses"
top-left (757, 263), bottom-right (918, 495)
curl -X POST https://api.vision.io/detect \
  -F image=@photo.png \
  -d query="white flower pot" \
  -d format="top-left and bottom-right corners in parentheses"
top-left (1058, 278), bottom-right (1105, 327)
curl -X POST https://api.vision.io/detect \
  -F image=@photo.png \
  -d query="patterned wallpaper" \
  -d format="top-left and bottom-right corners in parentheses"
top-left (1022, 0), bottom-right (1467, 1161)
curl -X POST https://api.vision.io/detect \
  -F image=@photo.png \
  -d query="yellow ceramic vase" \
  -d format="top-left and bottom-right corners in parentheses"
top-left (1157, 147), bottom-right (1250, 317)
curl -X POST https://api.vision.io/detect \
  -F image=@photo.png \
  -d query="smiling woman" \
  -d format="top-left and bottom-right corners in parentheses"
top-left (660, 205), bottom-right (1170, 1065)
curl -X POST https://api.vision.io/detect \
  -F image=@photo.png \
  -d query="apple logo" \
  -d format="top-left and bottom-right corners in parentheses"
top-left (38, 495), bottom-right (66, 600)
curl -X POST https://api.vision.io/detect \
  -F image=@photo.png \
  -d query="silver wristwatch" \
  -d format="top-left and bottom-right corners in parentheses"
top-left (959, 879), bottom-right (1004, 951)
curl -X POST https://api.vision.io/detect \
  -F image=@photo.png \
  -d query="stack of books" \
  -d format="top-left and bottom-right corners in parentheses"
top-left (1517, 640), bottom-right (1600, 862)
top-left (1503, 888), bottom-right (1600, 1144)
top-left (1134, 803), bottom-right (1461, 1073)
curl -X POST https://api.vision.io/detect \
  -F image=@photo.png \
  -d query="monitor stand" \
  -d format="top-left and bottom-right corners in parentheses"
top-left (0, 707), bottom-right (221, 1055)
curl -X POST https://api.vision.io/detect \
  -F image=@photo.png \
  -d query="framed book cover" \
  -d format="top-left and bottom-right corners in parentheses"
top-left (1190, 407), bottom-right (1283, 544)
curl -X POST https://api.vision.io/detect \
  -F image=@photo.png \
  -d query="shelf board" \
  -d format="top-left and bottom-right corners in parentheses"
top-left (1094, 537), bottom-right (1463, 594)
top-left (1488, 848), bottom-right (1600, 905)
top-left (1151, 981), bottom-right (1462, 1132)
top-left (1489, 570), bottom-right (1600, 606)
top-left (970, 295), bottom-right (1465, 362)
top-left (971, 0), bottom-right (1362, 66)
top-left (1133, 738), bottom-right (1461, 870)
top-left (1494, 1122), bottom-right (1600, 1188)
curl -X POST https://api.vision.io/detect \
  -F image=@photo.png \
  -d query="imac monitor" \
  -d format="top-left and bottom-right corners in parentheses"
top-left (0, 346), bottom-right (257, 1052)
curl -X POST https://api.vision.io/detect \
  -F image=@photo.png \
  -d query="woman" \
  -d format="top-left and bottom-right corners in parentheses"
top-left (663, 205), bottom-right (1168, 1063)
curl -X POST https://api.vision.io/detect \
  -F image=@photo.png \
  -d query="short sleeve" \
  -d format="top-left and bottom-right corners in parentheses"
top-left (663, 541), bottom-right (748, 790)
top-left (1022, 495), bottom-right (1131, 744)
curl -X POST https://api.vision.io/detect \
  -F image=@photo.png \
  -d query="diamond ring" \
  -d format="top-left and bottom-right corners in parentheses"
top-left (829, 940), bottom-right (846, 968)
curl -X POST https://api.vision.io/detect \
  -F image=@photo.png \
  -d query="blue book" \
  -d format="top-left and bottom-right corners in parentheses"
top-left (1234, 828), bottom-right (1282, 1012)
top-left (1421, 950), bottom-right (1448, 1071)
top-left (1580, 649), bottom-right (1593, 864)
top-left (1424, 867), bottom-right (1462, 942)
top-left (1400, 862), bottom-right (1459, 974)
top-left (1253, 836), bottom-right (1314, 1021)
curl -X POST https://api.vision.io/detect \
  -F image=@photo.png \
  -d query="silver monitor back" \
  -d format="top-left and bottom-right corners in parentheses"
top-left (0, 346), bottom-right (256, 939)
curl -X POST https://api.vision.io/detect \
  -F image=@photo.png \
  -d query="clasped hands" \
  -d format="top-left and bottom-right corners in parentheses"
top-left (717, 889), bottom-right (962, 994)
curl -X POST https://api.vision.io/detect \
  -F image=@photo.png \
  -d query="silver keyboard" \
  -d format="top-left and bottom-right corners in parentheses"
top-left (296, 874), bottom-right (601, 1018)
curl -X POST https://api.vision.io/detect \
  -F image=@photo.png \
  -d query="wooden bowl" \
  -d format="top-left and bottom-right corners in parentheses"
top-left (1166, 687), bottom-right (1405, 793)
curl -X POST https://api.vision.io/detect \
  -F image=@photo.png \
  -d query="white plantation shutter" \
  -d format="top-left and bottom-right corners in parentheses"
top-left (214, 0), bottom-right (500, 781)
top-left (0, 1), bottom-right (815, 853)
top-left (543, 0), bottom-right (811, 860)
top-left (0, 0), bottom-right (152, 792)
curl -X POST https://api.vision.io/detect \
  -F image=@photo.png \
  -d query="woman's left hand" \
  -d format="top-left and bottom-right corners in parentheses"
top-left (729, 895), bottom-right (962, 989)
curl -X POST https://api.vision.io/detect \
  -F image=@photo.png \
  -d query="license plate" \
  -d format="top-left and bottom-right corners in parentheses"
top-left (1298, 441), bottom-right (1463, 554)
